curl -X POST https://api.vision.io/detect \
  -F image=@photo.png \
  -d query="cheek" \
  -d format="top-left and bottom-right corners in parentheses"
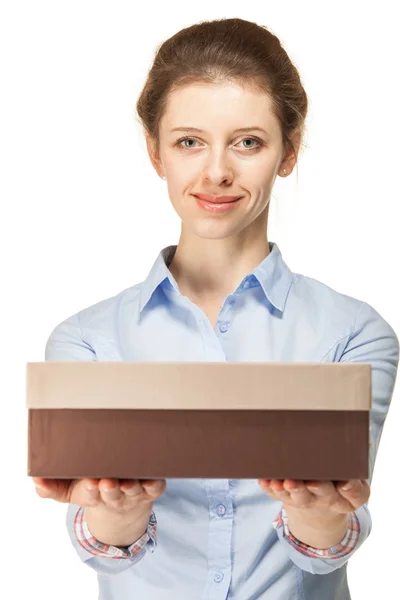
top-left (236, 167), bottom-right (277, 196)
top-left (248, 163), bottom-right (276, 183)
top-left (167, 189), bottom-right (193, 220)
top-left (164, 166), bottom-right (193, 192)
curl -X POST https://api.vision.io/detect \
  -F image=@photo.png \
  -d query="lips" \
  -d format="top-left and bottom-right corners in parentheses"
top-left (194, 193), bottom-right (242, 204)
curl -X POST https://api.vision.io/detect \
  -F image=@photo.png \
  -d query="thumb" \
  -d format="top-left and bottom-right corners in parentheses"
top-left (32, 477), bottom-right (57, 498)
top-left (32, 477), bottom-right (70, 500)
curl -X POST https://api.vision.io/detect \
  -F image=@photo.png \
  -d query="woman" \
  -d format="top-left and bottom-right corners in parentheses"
top-left (33, 17), bottom-right (399, 600)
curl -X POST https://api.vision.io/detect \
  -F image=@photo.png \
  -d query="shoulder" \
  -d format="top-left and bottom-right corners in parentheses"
top-left (77, 282), bottom-right (143, 329)
top-left (45, 282), bottom-right (144, 358)
top-left (292, 272), bottom-right (361, 313)
top-left (292, 272), bottom-right (398, 354)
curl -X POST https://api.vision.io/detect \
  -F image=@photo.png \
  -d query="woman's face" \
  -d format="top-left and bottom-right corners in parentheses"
top-left (147, 81), bottom-right (298, 241)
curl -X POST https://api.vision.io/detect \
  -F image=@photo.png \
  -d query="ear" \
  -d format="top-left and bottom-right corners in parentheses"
top-left (145, 132), bottom-right (165, 179)
top-left (280, 128), bottom-right (302, 176)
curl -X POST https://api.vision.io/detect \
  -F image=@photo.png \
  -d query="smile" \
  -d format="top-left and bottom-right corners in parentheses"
top-left (194, 195), bottom-right (242, 213)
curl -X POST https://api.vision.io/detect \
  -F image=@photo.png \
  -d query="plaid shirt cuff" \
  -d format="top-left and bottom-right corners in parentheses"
top-left (272, 507), bottom-right (360, 558)
top-left (74, 506), bottom-right (157, 559)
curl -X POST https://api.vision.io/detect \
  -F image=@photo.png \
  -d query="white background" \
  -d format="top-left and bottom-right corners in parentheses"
top-left (1, 1), bottom-right (399, 598)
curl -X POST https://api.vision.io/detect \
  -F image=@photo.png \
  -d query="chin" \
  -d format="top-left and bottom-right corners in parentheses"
top-left (187, 221), bottom-right (247, 240)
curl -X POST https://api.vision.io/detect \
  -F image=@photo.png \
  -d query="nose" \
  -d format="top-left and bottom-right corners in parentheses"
top-left (201, 148), bottom-right (235, 185)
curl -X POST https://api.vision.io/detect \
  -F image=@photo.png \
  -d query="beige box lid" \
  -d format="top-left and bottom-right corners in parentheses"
top-left (26, 362), bottom-right (371, 410)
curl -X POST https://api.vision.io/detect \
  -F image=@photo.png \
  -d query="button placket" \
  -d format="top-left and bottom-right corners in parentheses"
top-left (202, 479), bottom-right (233, 596)
top-left (217, 295), bottom-right (236, 334)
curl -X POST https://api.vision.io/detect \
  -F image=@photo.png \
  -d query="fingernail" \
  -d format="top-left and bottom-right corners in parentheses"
top-left (342, 483), bottom-right (353, 491)
top-left (101, 487), bottom-right (115, 493)
top-left (86, 484), bottom-right (96, 491)
top-left (143, 483), bottom-right (156, 490)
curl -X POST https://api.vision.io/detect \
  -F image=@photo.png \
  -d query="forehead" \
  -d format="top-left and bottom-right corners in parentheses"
top-left (161, 81), bottom-right (280, 136)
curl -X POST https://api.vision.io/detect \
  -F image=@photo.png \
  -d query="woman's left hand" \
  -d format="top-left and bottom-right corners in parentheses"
top-left (258, 479), bottom-right (370, 514)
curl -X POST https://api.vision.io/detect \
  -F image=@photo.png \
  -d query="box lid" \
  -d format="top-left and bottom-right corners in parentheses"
top-left (26, 362), bottom-right (372, 410)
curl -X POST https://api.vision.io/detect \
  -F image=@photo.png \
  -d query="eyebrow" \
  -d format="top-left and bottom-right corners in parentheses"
top-left (170, 126), bottom-right (268, 135)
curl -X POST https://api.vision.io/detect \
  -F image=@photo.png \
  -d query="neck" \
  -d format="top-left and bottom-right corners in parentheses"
top-left (168, 234), bottom-right (271, 302)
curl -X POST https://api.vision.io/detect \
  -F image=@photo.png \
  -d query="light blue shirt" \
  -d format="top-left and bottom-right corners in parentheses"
top-left (45, 241), bottom-right (399, 600)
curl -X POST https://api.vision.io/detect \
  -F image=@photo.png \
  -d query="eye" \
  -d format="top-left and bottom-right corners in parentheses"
top-left (239, 138), bottom-right (263, 150)
top-left (177, 137), bottom-right (198, 149)
top-left (175, 136), bottom-right (264, 152)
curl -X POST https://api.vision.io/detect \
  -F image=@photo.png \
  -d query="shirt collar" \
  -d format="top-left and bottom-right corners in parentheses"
top-left (139, 241), bottom-right (294, 314)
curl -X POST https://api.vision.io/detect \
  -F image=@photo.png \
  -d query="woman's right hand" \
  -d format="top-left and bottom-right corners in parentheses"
top-left (33, 477), bottom-right (167, 547)
top-left (32, 477), bottom-right (166, 512)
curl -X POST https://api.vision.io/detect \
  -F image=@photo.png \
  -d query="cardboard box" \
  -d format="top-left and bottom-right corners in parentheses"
top-left (26, 362), bottom-right (371, 480)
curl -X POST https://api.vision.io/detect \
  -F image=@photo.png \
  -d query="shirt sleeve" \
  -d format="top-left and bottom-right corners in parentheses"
top-left (274, 301), bottom-right (399, 575)
top-left (45, 313), bottom-right (156, 574)
top-left (45, 312), bottom-right (97, 362)
top-left (272, 507), bottom-right (360, 557)
top-left (74, 506), bottom-right (157, 560)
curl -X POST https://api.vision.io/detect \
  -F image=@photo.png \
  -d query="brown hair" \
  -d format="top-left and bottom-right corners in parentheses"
top-left (136, 17), bottom-right (308, 171)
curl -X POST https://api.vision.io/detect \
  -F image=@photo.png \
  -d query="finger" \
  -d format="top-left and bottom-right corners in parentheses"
top-left (141, 479), bottom-right (167, 499)
top-left (32, 477), bottom-right (50, 493)
top-left (360, 480), bottom-right (371, 502)
top-left (32, 477), bottom-right (54, 498)
top-left (336, 479), bottom-right (361, 495)
top-left (271, 479), bottom-right (285, 492)
top-left (259, 479), bottom-right (290, 501)
top-left (32, 477), bottom-right (69, 500)
top-left (302, 480), bottom-right (342, 509)
top-left (305, 480), bottom-right (337, 497)
top-left (336, 479), bottom-right (369, 506)
top-left (99, 479), bottom-right (124, 504)
top-left (119, 479), bottom-right (143, 498)
top-left (79, 478), bottom-right (101, 506)
top-left (283, 480), bottom-right (314, 507)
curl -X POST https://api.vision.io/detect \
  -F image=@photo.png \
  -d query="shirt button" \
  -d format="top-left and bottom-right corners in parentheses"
top-left (243, 279), bottom-right (250, 289)
top-left (217, 504), bottom-right (226, 517)
top-left (214, 572), bottom-right (224, 583)
top-left (219, 322), bottom-right (228, 333)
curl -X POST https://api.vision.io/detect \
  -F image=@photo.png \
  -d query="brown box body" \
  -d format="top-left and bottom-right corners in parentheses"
top-left (26, 362), bottom-right (371, 480)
